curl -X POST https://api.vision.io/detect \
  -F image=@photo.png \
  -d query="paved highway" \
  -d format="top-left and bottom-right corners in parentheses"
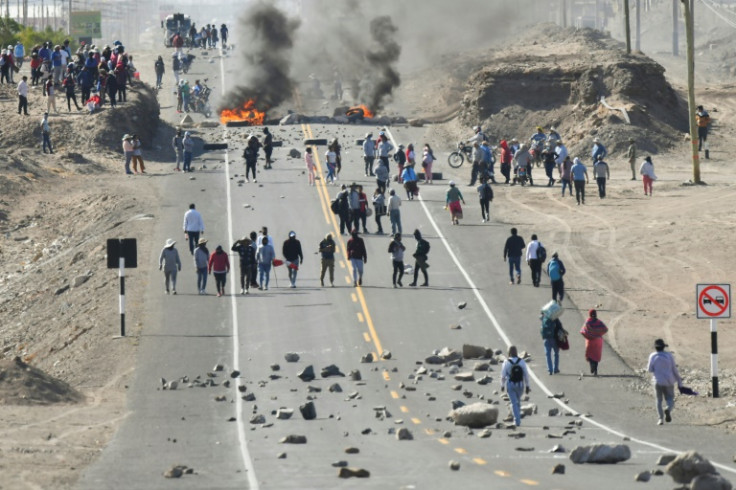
top-left (79, 47), bottom-right (736, 490)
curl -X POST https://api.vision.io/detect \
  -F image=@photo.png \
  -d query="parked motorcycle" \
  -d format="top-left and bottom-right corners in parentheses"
top-left (192, 79), bottom-right (212, 118)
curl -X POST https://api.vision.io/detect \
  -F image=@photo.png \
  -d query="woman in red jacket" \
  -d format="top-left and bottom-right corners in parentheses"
top-left (208, 245), bottom-right (230, 297)
top-left (499, 140), bottom-right (512, 184)
top-left (580, 309), bottom-right (608, 376)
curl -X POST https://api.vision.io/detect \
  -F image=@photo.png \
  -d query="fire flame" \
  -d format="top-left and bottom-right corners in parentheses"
top-left (220, 99), bottom-right (266, 125)
top-left (347, 104), bottom-right (374, 119)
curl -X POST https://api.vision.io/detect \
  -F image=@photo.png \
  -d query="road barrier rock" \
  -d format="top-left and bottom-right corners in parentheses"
top-left (570, 444), bottom-right (631, 464)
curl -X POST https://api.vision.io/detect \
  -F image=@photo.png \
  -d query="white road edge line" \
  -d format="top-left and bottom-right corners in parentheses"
top-left (221, 52), bottom-right (260, 489)
top-left (383, 127), bottom-right (736, 474)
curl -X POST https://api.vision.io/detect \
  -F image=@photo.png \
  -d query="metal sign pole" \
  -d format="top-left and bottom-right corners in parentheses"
top-left (119, 256), bottom-right (126, 337)
top-left (711, 318), bottom-right (718, 398)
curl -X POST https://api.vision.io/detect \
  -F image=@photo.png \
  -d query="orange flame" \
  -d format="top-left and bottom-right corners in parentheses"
top-left (347, 104), bottom-right (374, 119)
top-left (220, 99), bottom-right (266, 125)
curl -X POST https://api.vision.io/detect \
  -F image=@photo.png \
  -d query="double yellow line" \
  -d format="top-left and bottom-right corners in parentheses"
top-left (299, 122), bottom-right (384, 357)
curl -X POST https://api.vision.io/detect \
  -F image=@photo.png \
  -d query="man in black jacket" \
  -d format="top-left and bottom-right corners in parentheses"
top-left (282, 231), bottom-right (303, 288)
top-left (263, 127), bottom-right (274, 168)
top-left (231, 236), bottom-right (255, 294)
top-left (503, 227), bottom-right (526, 285)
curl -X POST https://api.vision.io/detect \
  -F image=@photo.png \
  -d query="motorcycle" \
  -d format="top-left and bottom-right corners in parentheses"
top-left (447, 141), bottom-right (473, 168)
top-left (192, 79), bottom-right (212, 118)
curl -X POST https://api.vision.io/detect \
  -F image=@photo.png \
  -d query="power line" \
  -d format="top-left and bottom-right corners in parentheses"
top-left (699, 0), bottom-right (736, 29)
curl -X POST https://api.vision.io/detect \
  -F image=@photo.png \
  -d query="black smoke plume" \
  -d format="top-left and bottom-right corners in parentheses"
top-left (220, 2), bottom-right (299, 113)
top-left (363, 16), bottom-right (402, 110)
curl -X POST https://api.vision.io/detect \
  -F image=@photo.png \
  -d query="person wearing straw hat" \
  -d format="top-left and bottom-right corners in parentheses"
top-left (159, 238), bottom-right (181, 295)
top-left (194, 237), bottom-right (209, 295)
top-left (647, 338), bottom-right (683, 425)
top-left (122, 134), bottom-right (134, 174)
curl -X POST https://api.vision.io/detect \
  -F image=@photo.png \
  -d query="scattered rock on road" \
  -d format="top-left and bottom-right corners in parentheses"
top-left (457, 302), bottom-right (467, 309)
top-left (690, 473), bottom-right (733, 490)
top-left (449, 402), bottom-right (499, 428)
top-left (361, 353), bottom-right (374, 363)
top-left (657, 454), bottom-right (677, 466)
top-left (666, 451), bottom-right (718, 484)
top-left (345, 447), bottom-right (360, 454)
top-left (297, 365), bottom-right (315, 382)
top-left (280, 435), bottom-right (307, 444)
top-left (349, 370), bottom-right (362, 381)
top-left (552, 464), bottom-right (565, 475)
top-left (321, 364), bottom-right (345, 377)
top-left (635, 471), bottom-right (651, 482)
top-left (276, 408), bottom-right (294, 420)
top-left (570, 444), bottom-right (631, 464)
top-left (337, 467), bottom-right (370, 478)
top-left (299, 401), bottom-right (317, 420)
top-left (449, 460), bottom-right (461, 471)
top-left (284, 352), bottom-right (300, 363)
top-left (396, 428), bottom-right (413, 440)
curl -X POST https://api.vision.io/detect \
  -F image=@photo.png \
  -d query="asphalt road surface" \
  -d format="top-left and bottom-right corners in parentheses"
top-left (79, 47), bottom-right (736, 490)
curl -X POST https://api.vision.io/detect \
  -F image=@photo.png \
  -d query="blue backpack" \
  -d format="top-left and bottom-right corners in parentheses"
top-left (548, 259), bottom-right (561, 281)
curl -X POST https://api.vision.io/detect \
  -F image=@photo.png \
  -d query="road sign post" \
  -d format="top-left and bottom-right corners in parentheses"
top-left (696, 283), bottom-right (731, 398)
top-left (107, 239), bottom-right (138, 337)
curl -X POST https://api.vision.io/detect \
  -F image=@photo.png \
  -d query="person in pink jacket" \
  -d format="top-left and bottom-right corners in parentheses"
top-left (304, 147), bottom-right (315, 186)
top-left (580, 309), bottom-right (608, 376)
top-left (208, 245), bottom-right (230, 297)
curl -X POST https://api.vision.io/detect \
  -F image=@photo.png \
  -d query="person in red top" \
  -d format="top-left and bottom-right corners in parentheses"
top-left (357, 185), bottom-right (369, 234)
top-left (208, 245), bottom-right (230, 297)
top-left (499, 140), bottom-right (512, 184)
top-left (580, 309), bottom-right (608, 376)
top-left (346, 229), bottom-right (367, 287)
top-left (30, 52), bottom-right (42, 85)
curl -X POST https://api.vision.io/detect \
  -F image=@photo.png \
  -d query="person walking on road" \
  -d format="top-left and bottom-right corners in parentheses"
top-left (318, 233), bottom-right (336, 287)
top-left (256, 236), bottom-right (275, 290)
top-left (335, 184), bottom-right (351, 235)
top-left (501, 345), bottom-right (531, 427)
top-left (183, 203), bottom-right (205, 255)
top-left (388, 188), bottom-right (402, 235)
top-left (696, 105), bottom-right (710, 157)
top-left (243, 135), bottom-right (259, 182)
top-left (547, 252), bottom-right (566, 302)
top-left (372, 187), bottom-right (386, 235)
top-left (627, 138), bottom-right (637, 180)
top-left (182, 131), bottom-right (194, 172)
top-left (388, 233), bottom-right (405, 288)
top-left (362, 132), bottom-right (375, 176)
top-left (41, 112), bottom-right (54, 154)
top-left (525, 234), bottom-right (544, 287)
top-left (503, 227), bottom-right (525, 285)
top-left (640, 156), bottom-right (656, 197)
top-left (282, 231), bottom-right (303, 288)
top-left (375, 158), bottom-right (389, 194)
top-left (409, 229), bottom-right (430, 287)
top-left (580, 309), bottom-right (608, 376)
top-left (121, 134), bottom-right (135, 174)
top-left (445, 181), bottom-right (465, 225)
top-left (208, 245), bottom-right (230, 297)
top-left (593, 155), bottom-right (609, 198)
top-left (571, 157), bottom-right (589, 205)
top-left (172, 129), bottom-right (183, 171)
top-left (477, 177), bottom-right (494, 223)
top-left (541, 315), bottom-right (565, 375)
top-left (647, 338), bottom-right (683, 425)
top-left (194, 237), bottom-right (209, 295)
top-left (231, 236), bottom-right (255, 294)
top-left (325, 144), bottom-right (337, 184)
top-left (159, 238), bottom-right (182, 295)
top-left (422, 144), bottom-right (436, 184)
top-left (304, 147), bottom-right (315, 186)
top-left (558, 155), bottom-right (572, 197)
top-left (262, 127), bottom-right (273, 168)
top-left (346, 229), bottom-right (367, 287)
top-left (591, 137), bottom-right (607, 164)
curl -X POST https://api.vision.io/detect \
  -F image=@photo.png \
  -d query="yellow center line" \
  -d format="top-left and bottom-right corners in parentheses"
top-left (382, 370), bottom-right (390, 381)
top-left (520, 480), bottom-right (539, 486)
top-left (454, 448), bottom-right (467, 455)
top-left (437, 438), bottom-right (450, 445)
top-left (362, 332), bottom-right (371, 342)
top-left (472, 458), bottom-right (487, 465)
top-left (495, 470), bottom-right (511, 478)
top-left (357, 312), bottom-right (364, 323)
top-left (351, 293), bottom-right (357, 302)
top-left (400, 406), bottom-right (409, 413)
top-left (390, 390), bottom-right (399, 399)
top-left (339, 261), bottom-right (345, 269)
top-left (301, 121), bottom-right (385, 356)
top-left (411, 417), bottom-right (422, 425)
top-left (424, 428), bottom-right (435, 435)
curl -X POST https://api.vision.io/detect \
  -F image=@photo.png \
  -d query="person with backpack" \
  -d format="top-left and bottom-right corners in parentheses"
top-left (477, 176), bottom-right (494, 223)
top-left (388, 233), bottom-right (405, 288)
top-left (408, 229), bottom-right (430, 287)
top-left (525, 234), bottom-right (545, 287)
top-left (695, 105), bottom-right (710, 156)
top-left (580, 309), bottom-right (608, 376)
top-left (547, 252), bottom-right (566, 302)
top-left (541, 315), bottom-right (563, 375)
top-left (501, 345), bottom-right (531, 427)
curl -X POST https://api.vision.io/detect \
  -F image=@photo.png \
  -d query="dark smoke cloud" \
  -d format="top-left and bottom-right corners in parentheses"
top-left (363, 16), bottom-right (402, 110)
top-left (220, 2), bottom-right (300, 112)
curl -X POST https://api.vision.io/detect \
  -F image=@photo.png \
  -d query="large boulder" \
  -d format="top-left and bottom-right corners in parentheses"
top-left (569, 444), bottom-right (631, 464)
top-left (690, 473), bottom-right (732, 490)
top-left (666, 451), bottom-right (717, 484)
top-left (462, 344), bottom-right (491, 359)
top-left (448, 402), bottom-right (498, 428)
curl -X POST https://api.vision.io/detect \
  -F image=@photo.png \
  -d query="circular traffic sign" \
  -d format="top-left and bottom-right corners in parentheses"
top-left (698, 285), bottom-right (730, 318)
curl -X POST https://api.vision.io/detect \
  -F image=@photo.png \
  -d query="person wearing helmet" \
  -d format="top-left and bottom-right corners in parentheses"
top-left (467, 125), bottom-right (488, 145)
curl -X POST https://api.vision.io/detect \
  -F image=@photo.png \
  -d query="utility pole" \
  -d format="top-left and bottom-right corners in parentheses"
top-left (624, 0), bottom-right (632, 54)
top-left (672, 0), bottom-right (679, 56)
top-left (636, 0), bottom-right (641, 51)
top-left (681, 0), bottom-right (700, 183)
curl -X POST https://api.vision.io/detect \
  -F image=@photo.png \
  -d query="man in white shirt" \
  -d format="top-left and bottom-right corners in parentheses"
top-left (387, 189), bottom-right (402, 235)
top-left (525, 234), bottom-right (543, 287)
top-left (17, 75), bottom-right (28, 115)
top-left (182, 204), bottom-right (205, 255)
